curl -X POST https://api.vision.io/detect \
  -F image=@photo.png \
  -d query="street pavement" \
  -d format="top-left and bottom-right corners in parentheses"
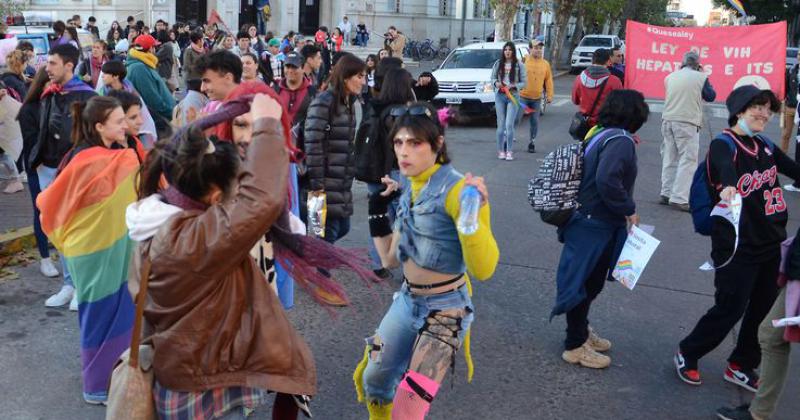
top-left (2, 73), bottom-right (800, 420)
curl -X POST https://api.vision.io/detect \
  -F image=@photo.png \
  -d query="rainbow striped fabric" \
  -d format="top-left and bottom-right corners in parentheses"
top-left (37, 144), bottom-right (143, 396)
top-left (727, 0), bottom-right (747, 16)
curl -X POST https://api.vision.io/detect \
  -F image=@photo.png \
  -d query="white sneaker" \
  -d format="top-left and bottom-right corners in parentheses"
top-left (3, 180), bottom-right (23, 194)
top-left (498, 151), bottom-right (506, 160)
top-left (69, 294), bottom-right (78, 311)
top-left (784, 184), bottom-right (800, 192)
top-left (45, 285), bottom-right (74, 307)
top-left (39, 258), bottom-right (60, 278)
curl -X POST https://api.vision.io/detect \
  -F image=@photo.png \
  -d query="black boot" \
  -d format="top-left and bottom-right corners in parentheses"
top-left (527, 141), bottom-right (536, 153)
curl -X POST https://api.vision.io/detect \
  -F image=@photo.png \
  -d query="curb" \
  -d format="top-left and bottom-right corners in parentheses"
top-left (0, 226), bottom-right (36, 259)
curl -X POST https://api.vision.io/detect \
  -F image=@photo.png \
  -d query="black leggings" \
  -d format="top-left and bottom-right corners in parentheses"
top-left (564, 240), bottom-right (615, 350)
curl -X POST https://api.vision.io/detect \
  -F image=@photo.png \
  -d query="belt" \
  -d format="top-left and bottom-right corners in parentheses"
top-left (404, 273), bottom-right (464, 291)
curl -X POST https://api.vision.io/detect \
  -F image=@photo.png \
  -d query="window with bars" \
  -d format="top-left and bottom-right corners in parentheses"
top-left (472, 0), bottom-right (493, 18)
top-left (387, 0), bottom-right (401, 13)
top-left (440, 0), bottom-right (450, 16)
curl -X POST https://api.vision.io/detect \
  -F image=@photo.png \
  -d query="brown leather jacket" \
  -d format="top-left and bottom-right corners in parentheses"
top-left (128, 118), bottom-right (316, 395)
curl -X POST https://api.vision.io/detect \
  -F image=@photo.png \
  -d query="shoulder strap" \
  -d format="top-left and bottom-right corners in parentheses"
top-left (587, 78), bottom-right (608, 117)
top-left (128, 247), bottom-right (151, 369)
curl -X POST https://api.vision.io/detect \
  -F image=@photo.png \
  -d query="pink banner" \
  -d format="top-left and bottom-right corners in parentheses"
top-left (624, 20), bottom-right (787, 102)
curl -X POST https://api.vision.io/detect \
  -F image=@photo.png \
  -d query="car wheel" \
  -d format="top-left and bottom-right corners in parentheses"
top-left (570, 66), bottom-right (580, 75)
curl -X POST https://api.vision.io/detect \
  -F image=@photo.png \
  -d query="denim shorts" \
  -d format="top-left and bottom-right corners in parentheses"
top-left (361, 283), bottom-right (474, 403)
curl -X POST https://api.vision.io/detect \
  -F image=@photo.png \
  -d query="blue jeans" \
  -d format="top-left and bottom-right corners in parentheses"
top-left (519, 97), bottom-right (541, 142)
top-left (495, 91), bottom-right (518, 152)
top-left (36, 165), bottom-right (72, 287)
top-left (256, 8), bottom-right (267, 35)
top-left (324, 216), bottom-right (351, 244)
top-left (362, 284), bottom-right (474, 403)
top-left (24, 160), bottom-right (50, 259)
top-left (356, 33), bottom-right (369, 46)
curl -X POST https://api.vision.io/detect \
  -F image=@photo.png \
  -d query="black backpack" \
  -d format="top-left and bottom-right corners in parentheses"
top-left (354, 103), bottom-right (393, 183)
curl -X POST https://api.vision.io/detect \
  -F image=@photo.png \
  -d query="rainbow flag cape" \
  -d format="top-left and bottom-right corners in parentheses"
top-left (37, 144), bottom-right (143, 395)
top-left (727, 0), bottom-right (746, 17)
top-left (500, 86), bottom-right (534, 115)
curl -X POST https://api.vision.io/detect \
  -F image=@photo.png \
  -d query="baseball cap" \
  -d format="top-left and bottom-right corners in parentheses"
top-left (268, 38), bottom-right (280, 48)
top-left (284, 52), bottom-right (303, 68)
top-left (533, 35), bottom-right (545, 46)
top-left (134, 34), bottom-right (159, 51)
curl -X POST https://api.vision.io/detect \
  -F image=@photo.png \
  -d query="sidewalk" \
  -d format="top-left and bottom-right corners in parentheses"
top-left (0, 180), bottom-right (36, 257)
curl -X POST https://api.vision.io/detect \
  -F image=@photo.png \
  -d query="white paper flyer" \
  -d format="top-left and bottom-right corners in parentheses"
top-left (612, 225), bottom-right (661, 290)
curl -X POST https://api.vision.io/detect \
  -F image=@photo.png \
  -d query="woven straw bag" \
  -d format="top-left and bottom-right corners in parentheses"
top-left (105, 255), bottom-right (155, 420)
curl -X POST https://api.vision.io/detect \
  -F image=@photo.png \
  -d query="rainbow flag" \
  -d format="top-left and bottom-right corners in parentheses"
top-left (37, 144), bottom-right (143, 396)
top-left (616, 260), bottom-right (633, 271)
top-left (727, 0), bottom-right (747, 17)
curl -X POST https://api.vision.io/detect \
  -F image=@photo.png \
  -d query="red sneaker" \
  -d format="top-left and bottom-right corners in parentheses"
top-left (674, 352), bottom-right (702, 385)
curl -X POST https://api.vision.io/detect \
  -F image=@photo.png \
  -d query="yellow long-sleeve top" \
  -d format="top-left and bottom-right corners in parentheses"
top-left (408, 164), bottom-right (500, 283)
top-left (520, 57), bottom-right (554, 101)
top-left (408, 164), bottom-right (500, 382)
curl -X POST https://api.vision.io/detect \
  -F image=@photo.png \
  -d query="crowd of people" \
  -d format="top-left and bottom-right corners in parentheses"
top-left (0, 12), bottom-right (799, 420)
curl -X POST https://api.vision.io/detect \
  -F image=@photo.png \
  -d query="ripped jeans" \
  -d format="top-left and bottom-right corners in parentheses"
top-left (362, 283), bottom-right (474, 404)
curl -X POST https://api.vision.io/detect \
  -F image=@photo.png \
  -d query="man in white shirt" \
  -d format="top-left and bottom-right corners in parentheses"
top-left (660, 51), bottom-right (716, 211)
top-left (338, 16), bottom-right (352, 47)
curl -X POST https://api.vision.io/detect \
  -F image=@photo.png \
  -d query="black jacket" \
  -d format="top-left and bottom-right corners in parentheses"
top-left (0, 72), bottom-right (28, 100)
top-left (303, 90), bottom-right (357, 218)
top-left (786, 64), bottom-right (799, 108)
top-left (17, 100), bottom-right (40, 165)
top-left (29, 89), bottom-right (97, 168)
top-left (156, 42), bottom-right (175, 80)
top-left (412, 72), bottom-right (439, 101)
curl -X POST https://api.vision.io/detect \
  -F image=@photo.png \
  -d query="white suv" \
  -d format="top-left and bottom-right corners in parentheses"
top-left (570, 35), bottom-right (624, 73)
top-left (432, 41), bottom-right (530, 116)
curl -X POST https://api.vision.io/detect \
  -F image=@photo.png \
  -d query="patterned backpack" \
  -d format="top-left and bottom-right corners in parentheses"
top-left (528, 128), bottom-right (627, 227)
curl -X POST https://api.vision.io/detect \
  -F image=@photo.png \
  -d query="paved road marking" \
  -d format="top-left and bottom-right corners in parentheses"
top-left (549, 94), bottom-right (728, 118)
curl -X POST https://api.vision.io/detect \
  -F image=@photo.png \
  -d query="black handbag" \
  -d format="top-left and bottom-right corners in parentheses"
top-left (569, 79), bottom-right (608, 140)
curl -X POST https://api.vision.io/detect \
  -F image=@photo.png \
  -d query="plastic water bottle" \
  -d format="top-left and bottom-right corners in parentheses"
top-left (457, 186), bottom-right (481, 235)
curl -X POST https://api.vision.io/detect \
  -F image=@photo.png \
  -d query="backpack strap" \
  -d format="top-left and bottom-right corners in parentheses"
top-left (583, 128), bottom-right (632, 155)
top-left (706, 132), bottom-right (739, 192)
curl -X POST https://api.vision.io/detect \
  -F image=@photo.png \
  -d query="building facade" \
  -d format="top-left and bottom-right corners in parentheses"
top-left (24, 0), bottom-right (517, 48)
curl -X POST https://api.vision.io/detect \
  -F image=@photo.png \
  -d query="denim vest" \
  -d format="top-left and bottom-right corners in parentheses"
top-left (396, 164), bottom-right (465, 274)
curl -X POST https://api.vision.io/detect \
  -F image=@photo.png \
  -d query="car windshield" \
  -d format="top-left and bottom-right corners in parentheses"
top-left (18, 36), bottom-right (47, 55)
top-left (580, 37), bottom-right (612, 47)
top-left (440, 49), bottom-right (500, 69)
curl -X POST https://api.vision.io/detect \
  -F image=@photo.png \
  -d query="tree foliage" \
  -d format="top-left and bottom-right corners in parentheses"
top-left (623, 0), bottom-right (670, 27)
top-left (0, 0), bottom-right (23, 18)
top-left (712, 0), bottom-right (800, 24)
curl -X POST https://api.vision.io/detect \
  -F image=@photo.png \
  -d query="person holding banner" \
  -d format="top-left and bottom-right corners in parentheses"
top-left (660, 51), bottom-right (716, 212)
top-left (675, 86), bottom-right (800, 393)
top-left (554, 90), bottom-right (649, 369)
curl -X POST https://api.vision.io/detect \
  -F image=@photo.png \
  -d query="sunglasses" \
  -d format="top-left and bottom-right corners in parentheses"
top-left (389, 104), bottom-right (435, 120)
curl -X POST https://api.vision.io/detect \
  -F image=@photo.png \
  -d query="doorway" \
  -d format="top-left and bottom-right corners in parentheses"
top-left (176, 0), bottom-right (207, 26)
top-left (298, 0), bottom-right (320, 35)
top-left (239, 0), bottom-right (259, 30)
